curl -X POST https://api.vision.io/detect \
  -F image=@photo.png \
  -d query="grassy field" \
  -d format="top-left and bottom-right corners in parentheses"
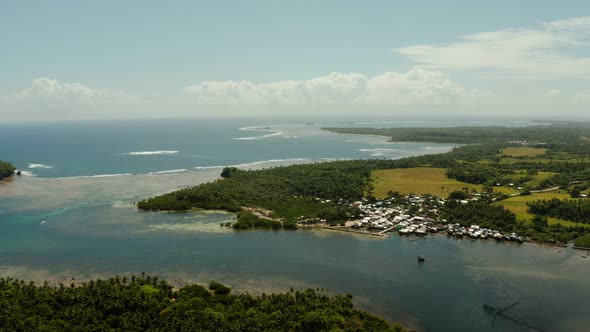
top-left (496, 191), bottom-right (590, 228)
top-left (524, 171), bottom-right (556, 188)
top-left (499, 157), bottom-right (553, 164)
top-left (501, 147), bottom-right (548, 157)
top-left (370, 168), bottom-right (518, 198)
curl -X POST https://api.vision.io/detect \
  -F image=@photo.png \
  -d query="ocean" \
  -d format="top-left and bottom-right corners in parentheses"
top-left (0, 118), bottom-right (588, 332)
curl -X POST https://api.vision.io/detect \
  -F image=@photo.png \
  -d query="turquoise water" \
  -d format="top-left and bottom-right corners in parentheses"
top-left (0, 119), bottom-right (588, 331)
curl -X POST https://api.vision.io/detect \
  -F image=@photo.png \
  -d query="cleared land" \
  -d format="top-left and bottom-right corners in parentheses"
top-left (496, 191), bottom-right (590, 228)
top-left (370, 167), bottom-right (517, 198)
top-left (501, 147), bottom-right (548, 157)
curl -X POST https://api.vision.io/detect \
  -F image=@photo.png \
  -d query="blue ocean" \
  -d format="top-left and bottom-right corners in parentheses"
top-left (1, 118), bottom-right (462, 178)
top-left (0, 118), bottom-right (588, 332)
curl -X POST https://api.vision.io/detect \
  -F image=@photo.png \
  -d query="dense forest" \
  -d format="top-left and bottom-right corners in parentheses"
top-left (442, 200), bottom-right (517, 231)
top-left (0, 274), bottom-right (408, 331)
top-left (0, 160), bottom-right (16, 180)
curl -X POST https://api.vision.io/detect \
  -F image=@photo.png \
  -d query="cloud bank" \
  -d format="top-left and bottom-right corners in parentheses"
top-left (183, 69), bottom-right (484, 106)
top-left (0, 78), bottom-right (142, 121)
top-left (397, 17), bottom-right (590, 79)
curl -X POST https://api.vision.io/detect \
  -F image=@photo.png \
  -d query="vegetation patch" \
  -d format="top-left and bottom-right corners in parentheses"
top-left (574, 233), bottom-right (590, 247)
top-left (0, 160), bottom-right (16, 180)
top-left (522, 172), bottom-right (557, 188)
top-left (0, 275), bottom-right (409, 331)
top-left (370, 167), bottom-right (517, 198)
top-left (496, 192), bottom-right (590, 228)
top-left (499, 157), bottom-right (553, 164)
top-left (501, 147), bottom-right (548, 157)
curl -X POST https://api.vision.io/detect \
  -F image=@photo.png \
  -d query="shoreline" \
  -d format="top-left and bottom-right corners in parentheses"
top-left (321, 224), bottom-right (576, 250)
top-left (321, 128), bottom-right (464, 145)
top-left (0, 174), bottom-right (15, 184)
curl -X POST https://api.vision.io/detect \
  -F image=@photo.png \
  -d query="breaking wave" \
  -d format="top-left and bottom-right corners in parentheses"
top-left (148, 169), bottom-right (187, 175)
top-left (358, 148), bottom-right (406, 156)
top-left (126, 151), bottom-right (179, 156)
top-left (28, 163), bottom-right (53, 169)
top-left (234, 126), bottom-right (283, 140)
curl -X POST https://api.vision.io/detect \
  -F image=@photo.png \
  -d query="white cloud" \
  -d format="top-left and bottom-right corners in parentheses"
top-left (1, 78), bottom-right (143, 121)
top-left (17, 78), bottom-right (102, 100)
top-left (544, 16), bottom-right (590, 33)
top-left (397, 16), bottom-right (590, 79)
top-left (183, 69), bottom-right (484, 106)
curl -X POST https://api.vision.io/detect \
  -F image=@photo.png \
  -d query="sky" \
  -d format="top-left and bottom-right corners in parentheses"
top-left (1, 0), bottom-right (590, 122)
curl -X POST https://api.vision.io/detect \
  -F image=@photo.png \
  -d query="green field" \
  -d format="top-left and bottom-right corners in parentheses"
top-left (370, 167), bottom-right (517, 198)
top-left (523, 171), bottom-right (556, 188)
top-left (499, 157), bottom-right (553, 164)
top-left (501, 147), bottom-right (548, 157)
top-left (496, 191), bottom-right (590, 228)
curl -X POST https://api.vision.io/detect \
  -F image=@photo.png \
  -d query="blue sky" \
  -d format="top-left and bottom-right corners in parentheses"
top-left (1, 1), bottom-right (590, 121)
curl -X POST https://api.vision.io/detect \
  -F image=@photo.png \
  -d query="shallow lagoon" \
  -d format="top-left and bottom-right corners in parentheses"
top-left (2, 168), bottom-right (589, 331)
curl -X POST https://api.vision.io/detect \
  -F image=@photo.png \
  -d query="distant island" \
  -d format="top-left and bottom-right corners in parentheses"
top-left (0, 160), bottom-right (16, 180)
top-left (139, 122), bottom-right (590, 248)
top-left (0, 274), bottom-right (409, 331)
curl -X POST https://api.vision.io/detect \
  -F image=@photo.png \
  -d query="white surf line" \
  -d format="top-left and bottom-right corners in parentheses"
top-left (126, 150), bottom-right (179, 156)
top-left (234, 126), bottom-right (283, 140)
top-left (28, 163), bottom-right (53, 169)
top-left (148, 169), bottom-right (187, 175)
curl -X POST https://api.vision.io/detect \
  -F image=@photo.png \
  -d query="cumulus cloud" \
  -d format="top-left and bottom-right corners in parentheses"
top-left (183, 69), bottom-right (484, 106)
top-left (397, 16), bottom-right (590, 79)
top-left (0, 78), bottom-right (143, 121)
top-left (16, 78), bottom-right (102, 100)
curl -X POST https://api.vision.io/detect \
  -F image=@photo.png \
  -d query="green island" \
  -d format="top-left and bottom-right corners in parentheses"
top-left (0, 160), bottom-right (16, 180)
top-left (0, 274), bottom-right (407, 331)
top-left (139, 122), bottom-right (590, 247)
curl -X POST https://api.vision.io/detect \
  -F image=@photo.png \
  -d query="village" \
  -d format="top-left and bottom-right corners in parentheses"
top-left (326, 194), bottom-right (525, 243)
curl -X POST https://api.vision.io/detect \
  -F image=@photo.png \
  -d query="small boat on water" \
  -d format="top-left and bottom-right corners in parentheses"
top-left (417, 255), bottom-right (426, 262)
top-left (40, 220), bottom-right (47, 225)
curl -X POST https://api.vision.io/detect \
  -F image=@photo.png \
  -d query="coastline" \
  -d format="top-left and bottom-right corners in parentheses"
top-left (0, 174), bottom-right (15, 184)
top-left (321, 128), bottom-right (463, 145)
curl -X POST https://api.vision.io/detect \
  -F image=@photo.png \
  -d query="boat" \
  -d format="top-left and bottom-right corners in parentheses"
top-left (417, 256), bottom-right (426, 262)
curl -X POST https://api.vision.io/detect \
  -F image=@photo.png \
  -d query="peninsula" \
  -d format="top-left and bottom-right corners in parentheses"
top-left (139, 122), bottom-right (590, 247)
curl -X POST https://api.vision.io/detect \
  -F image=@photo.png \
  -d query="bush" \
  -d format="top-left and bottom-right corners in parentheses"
top-left (208, 281), bottom-right (231, 295)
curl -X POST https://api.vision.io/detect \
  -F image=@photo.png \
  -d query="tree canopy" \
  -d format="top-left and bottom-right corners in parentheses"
top-left (0, 160), bottom-right (16, 180)
top-left (0, 274), bottom-right (410, 332)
